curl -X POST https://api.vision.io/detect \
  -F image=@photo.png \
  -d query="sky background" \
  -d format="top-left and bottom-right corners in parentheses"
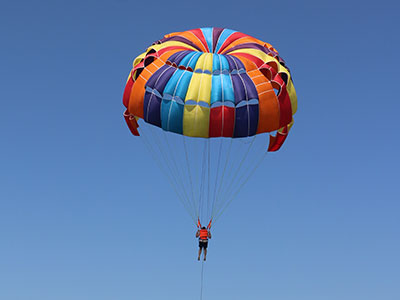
top-left (1, 0), bottom-right (399, 299)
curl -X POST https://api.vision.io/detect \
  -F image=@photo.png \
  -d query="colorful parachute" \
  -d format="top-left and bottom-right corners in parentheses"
top-left (123, 28), bottom-right (297, 225)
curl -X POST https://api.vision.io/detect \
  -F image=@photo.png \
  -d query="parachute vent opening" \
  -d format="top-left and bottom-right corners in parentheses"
top-left (144, 56), bottom-right (155, 67)
top-left (133, 68), bottom-right (144, 81)
top-left (279, 72), bottom-right (289, 85)
top-left (147, 48), bottom-right (157, 55)
top-left (266, 61), bottom-right (279, 73)
top-left (260, 67), bottom-right (272, 81)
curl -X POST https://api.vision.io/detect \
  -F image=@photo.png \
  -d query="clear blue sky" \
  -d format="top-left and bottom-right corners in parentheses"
top-left (1, 0), bottom-right (399, 299)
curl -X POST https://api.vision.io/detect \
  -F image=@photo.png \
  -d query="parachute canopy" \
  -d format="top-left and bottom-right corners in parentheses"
top-left (123, 27), bottom-right (297, 151)
top-left (123, 28), bottom-right (298, 226)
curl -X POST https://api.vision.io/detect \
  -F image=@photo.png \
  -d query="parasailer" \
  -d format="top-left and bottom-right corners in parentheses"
top-left (122, 27), bottom-right (297, 254)
top-left (196, 226), bottom-right (211, 261)
top-left (196, 219), bottom-right (212, 261)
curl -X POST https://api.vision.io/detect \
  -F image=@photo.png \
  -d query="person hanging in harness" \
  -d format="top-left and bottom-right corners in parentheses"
top-left (196, 220), bottom-right (212, 261)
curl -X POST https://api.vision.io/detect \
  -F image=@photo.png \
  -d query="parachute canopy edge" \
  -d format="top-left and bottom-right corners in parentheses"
top-left (124, 110), bottom-right (140, 136)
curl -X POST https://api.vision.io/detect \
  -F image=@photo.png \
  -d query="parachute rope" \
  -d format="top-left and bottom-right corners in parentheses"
top-left (207, 139), bottom-right (211, 222)
top-left (211, 138), bottom-right (233, 219)
top-left (142, 124), bottom-right (198, 222)
top-left (211, 138), bottom-right (223, 217)
top-left (183, 136), bottom-right (197, 217)
top-left (200, 259), bottom-right (205, 300)
top-left (214, 150), bottom-right (268, 222)
top-left (139, 125), bottom-right (197, 224)
top-left (223, 135), bottom-right (257, 196)
top-left (226, 144), bottom-right (267, 203)
top-left (161, 129), bottom-right (196, 214)
top-left (217, 139), bottom-right (254, 214)
top-left (138, 121), bottom-right (270, 227)
top-left (214, 135), bottom-right (256, 218)
top-left (199, 140), bottom-right (208, 221)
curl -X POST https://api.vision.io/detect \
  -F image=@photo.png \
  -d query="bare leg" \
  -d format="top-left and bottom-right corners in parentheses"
top-left (198, 248), bottom-right (202, 260)
top-left (203, 249), bottom-right (207, 261)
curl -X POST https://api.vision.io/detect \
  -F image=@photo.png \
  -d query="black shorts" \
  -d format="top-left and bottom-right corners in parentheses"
top-left (199, 240), bottom-right (208, 249)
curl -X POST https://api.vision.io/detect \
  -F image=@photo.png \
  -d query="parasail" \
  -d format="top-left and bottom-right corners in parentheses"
top-left (123, 27), bottom-right (297, 226)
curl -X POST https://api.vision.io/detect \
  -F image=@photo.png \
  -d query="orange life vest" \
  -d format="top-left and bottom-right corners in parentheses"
top-left (199, 229), bottom-right (208, 240)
